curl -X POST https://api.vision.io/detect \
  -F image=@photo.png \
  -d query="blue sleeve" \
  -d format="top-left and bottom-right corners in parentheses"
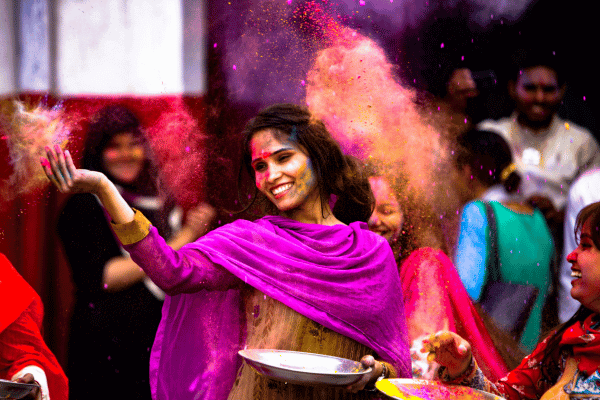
top-left (455, 202), bottom-right (489, 301)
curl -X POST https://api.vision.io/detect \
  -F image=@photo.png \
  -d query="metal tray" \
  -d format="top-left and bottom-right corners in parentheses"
top-left (0, 379), bottom-right (39, 399)
top-left (376, 378), bottom-right (506, 400)
top-left (239, 349), bottom-right (372, 386)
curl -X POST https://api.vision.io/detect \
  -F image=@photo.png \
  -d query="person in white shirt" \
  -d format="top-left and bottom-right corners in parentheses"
top-left (478, 51), bottom-right (600, 252)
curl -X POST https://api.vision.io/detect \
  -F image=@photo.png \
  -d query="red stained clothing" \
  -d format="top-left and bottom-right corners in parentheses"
top-left (492, 335), bottom-right (564, 399)
top-left (441, 314), bottom-right (600, 399)
top-left (0, 254), bottom-right (68, 400)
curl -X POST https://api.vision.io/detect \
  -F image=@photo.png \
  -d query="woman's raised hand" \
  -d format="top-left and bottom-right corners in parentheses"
top-left (422, 331), bottom-right (472, 379)
top-left (41, 145), bottom-right (134, 224)
top-left (40, 145), bottom-right (105, 194)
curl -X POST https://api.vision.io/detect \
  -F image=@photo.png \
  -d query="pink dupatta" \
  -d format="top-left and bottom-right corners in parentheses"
top-left (400, 247), bottom-right (509, 381)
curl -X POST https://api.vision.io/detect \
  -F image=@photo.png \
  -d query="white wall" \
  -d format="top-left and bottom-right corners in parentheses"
top-left (0, 0), bottom-right (16, 95)
top-left (182, 0), bottom-right (207, 94)
top-left (56, 0), bottom-right (185, 95)
top-left (2, 0), bottom-right (207, 96)
top-left (18, 0), bottom-right (51, 92)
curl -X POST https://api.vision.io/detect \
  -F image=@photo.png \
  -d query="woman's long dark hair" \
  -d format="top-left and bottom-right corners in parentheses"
top-left (454, 129), bottom-right (521, 194)
top-left (82, 104), bottom-right (159, 196)
top-left (241, 103), bottom-right (374, 224)
top-left (539, 201), bottom-right (600, 382)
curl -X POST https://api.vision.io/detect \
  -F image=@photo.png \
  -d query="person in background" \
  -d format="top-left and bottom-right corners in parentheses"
top-left (445, 68), bottom-right (480, 120)
top-left (365, 160), bottom-right (514, 381)
top-left (424, 201), bottom-right (600, 400)
top-left (478, 50), bottom-right (600, 254)
top-left (453, 128), bottom-right (556, 352)
top-left (558, 168), bottom-right (600, 322)
top-left (423, 65), bottom-right (482, 139)
top-left (1, 253), bottom-right (68, 400)
top-left (57, 105), bottom-right (212, 400)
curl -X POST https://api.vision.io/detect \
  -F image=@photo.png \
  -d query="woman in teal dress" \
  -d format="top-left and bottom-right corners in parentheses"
top-left (453, 129), bottom-right (556, 352)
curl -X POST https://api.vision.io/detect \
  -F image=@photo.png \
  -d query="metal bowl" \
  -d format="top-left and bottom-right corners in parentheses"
top-left (376, 379), bottom-right (506, 400)
top-left (238, 349), bottom-right (372, 386)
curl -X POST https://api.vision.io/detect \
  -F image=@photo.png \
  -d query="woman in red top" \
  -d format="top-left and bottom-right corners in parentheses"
top-left (0, 253), bottom-right (68, 400)
top-left (424, 201), bottom-right (600, 400)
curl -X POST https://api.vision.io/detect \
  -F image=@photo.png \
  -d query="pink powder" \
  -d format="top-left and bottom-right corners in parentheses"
top-left (144, 98), bottom-right (208, 209)
top-left (1, 101), bottom-right (81, 201)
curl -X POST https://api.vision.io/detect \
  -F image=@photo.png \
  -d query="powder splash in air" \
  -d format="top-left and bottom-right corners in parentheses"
top-left (144, 99), bottom-right (208, 209)
top-left (1, 101), bottom-right (79, 201)
top-left (305, 28), bottom-right (461, 253)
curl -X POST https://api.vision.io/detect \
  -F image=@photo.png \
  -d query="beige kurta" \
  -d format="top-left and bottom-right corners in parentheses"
top-left (227, 288), bottom-right (396, 400)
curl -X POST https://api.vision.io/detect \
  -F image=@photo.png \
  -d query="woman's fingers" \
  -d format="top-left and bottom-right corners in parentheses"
top-left (65, 149), bottom-right (77, 179)
top-left (422, 331), bottom-right (463, 362)
top-left (40, 156), bottom-right (60, 187)
top-left (421, 331), bottom-right (472, 377)
top-left (44, 145), bottom-right (67, 191)
top-left (40, 146), bottom-right (105, 195)
top-left (41, 145), bottom-right (76, 192)
top-left (55, 144), bottom-right (72, 187)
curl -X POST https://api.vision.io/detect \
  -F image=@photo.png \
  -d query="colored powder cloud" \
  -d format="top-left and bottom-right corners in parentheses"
top-left (144, 98), bottom-right (208, 209)
top-left (305, 27), bottom-right (461, 253)
top-left (1, 100), bottom-right (79, 201)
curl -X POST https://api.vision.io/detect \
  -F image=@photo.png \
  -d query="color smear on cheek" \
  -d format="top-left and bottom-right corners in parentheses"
top-left (293, 160), bottom-right (315, 197)
top-left (256, 170), bottom-right (268, 190)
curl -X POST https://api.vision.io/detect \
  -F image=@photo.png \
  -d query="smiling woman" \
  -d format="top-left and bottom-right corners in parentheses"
top-left (101, 133), bottom-right (145, 185)
top-left (241, 103), bottom-right (374, 226)
top-left (363, 160), bottom-right (512, 382)
top-left (249, 129), bottom-right (319, 218)
top-left (41, 103), bottom-right (412, 400)
top-left (422, 201), bottom-right (600, 400)
top-left (368, 176), bottom-right (404, 244)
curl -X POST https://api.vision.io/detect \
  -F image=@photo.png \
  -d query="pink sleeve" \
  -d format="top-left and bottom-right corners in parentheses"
top-left (124, 226), bottom-right (241, 295)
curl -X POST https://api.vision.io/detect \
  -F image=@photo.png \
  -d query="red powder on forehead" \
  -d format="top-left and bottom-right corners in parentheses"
top-left (144, 98), bottom-right (208, 209)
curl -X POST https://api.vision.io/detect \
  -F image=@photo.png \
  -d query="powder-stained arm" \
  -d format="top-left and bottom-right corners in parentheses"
top-left (113, 210), bottom-right (240, 296)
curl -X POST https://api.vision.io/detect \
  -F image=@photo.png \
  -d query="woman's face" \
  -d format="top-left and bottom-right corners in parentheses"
top-left (101, 132), bottom-right (145, 185)
top-left (250, 129), bottom-right (318, 212)
top-left (568, 221), bottom-right (600, 313)
top-left (368, 176), bottom-right (404, 243)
